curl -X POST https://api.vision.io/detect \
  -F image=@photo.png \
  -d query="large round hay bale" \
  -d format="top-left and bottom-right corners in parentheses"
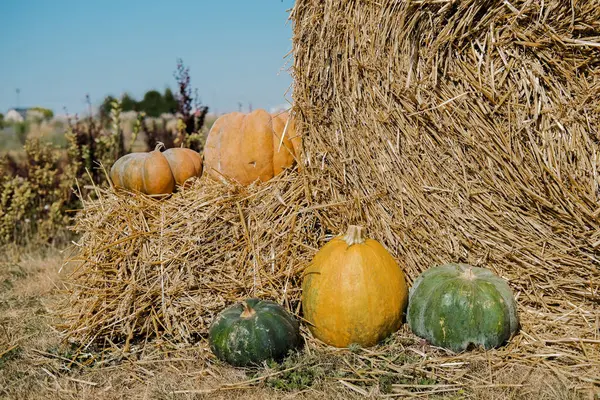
top-left (291, 0), bottom-right (600, 293)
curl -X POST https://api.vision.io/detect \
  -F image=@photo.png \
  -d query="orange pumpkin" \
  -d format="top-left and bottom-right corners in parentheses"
top-left (110, 144), bottom-right (175, 195)
top-left (110, 145), bottom-right (203, 195)
top-left (162, 147), bottom-right (203, 187)
top-left (203, 109), bottom-right (300, 185)
top-left (301, 225), bottom-right (409, 348)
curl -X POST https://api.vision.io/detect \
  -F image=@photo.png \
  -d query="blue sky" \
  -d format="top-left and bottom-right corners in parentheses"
top-left (0, 0), bottom-right (295, 116)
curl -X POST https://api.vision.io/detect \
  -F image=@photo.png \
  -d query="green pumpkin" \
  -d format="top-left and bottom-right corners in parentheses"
top-left (407, 263), bottom-right (519, 352)
top-left (209, 298), bottom-right (302, 367)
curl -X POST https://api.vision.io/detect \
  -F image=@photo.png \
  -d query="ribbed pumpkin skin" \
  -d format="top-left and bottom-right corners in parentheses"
top-left (109, 149), bottom-right (175, 195)
top-left (204, 109), bottom-right (300, 185)
top-left (407, 263), bottom-right (519, 353)
top-left (301, 226), bottom-right (408, 348)
top-left (162, 148), bottom-right (203, 186)
top-left (209, 299), bottom-right (302, 367)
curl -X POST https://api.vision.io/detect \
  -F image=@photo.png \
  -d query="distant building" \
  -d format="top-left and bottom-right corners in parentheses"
top-left (4, 108), bottom-right (29, 123)
top-left (4, 107), bottom-right (47, 123)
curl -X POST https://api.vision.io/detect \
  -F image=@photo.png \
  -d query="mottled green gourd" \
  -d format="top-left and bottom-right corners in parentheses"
top-left (208, 299), bottom-right (302, 367)
top-left (407, 263), bottom-right (519, 352)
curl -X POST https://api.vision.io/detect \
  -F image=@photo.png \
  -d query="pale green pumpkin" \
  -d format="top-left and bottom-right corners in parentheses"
top-left (407, 263), bottom-right (519, 352)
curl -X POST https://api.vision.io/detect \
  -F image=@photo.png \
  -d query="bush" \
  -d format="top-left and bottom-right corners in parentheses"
top-left (0, 138), bottom-right (71, 245)
top-left (0, 98), bottom-right (127, 246)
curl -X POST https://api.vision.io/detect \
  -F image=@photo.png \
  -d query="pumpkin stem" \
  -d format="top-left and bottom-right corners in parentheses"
top-left (240, 301), bottom-right (256, 318)
top-left (343, 225), bottom-right (366, 246)
top-left (155, 142), bottom-right (165, 152)
top-left (463, 266), bottom-right (476, 281)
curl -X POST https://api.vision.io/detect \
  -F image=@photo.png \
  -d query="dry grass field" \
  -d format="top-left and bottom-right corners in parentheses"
top-left (0, 244), bottom-right (367, 400)
top-left (1, 244), bottom-right (595, 400)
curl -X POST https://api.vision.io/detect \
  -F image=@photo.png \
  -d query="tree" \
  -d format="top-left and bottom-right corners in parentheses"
top-left (163, 88), bottom-right (178, 114)
top-left (121, 93), bottom-right (137, 112)
top-left (99, 83), bottom-right (202, 121)
top-left (140, 90), bottom-right (164, 118)
top-left (0, 113), bottom-right (4, 129)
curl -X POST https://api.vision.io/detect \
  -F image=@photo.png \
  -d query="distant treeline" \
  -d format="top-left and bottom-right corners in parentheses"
top-left (100, 88), bottom-right (179, 118)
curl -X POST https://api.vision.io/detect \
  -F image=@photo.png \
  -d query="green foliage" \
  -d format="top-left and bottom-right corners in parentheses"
top-left (106, 98), bottom-right (125, 165)
top-left (348, 343), bottom-right (362, 353)
top-left (100, 93), bottom-right (137, 119)
top-left (140, 90), bottom-right (164, 117)
top-left (259, 353), bottom-right (327, 392)
top-left (29, 107), bottom-right (54, 120)
top-left (142, 59), bottom-right (209, 151)
top-left (0, 113), bottom-right (4, 129)
top-left (45, 343), bottom-right (95, 370)
top-left (163, 88), bottom-right (178, 114)
top-left (120, 93), bottom-right (137, 112)
top-left (173, 58), bottom-right (209, 151)
top-left (100, 87), bottom-right (181, 119)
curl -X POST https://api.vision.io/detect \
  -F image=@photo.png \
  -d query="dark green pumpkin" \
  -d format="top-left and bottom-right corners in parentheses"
top-left (209, 298), bottom-right (302, 367)
top-left (407, 263), bottom-right (519, 352)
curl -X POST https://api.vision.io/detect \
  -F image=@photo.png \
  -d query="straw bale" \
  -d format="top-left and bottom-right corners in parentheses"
top-left (58, 173), bottom-right (326, 346)
top-left (287, 0), bottom-right (600, 391)
top-left (291, 0), bottom-right (600, 286)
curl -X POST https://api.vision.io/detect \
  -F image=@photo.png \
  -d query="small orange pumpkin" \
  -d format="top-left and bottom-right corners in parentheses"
top-left (110, 144), bottom-right (175, 195)
top-left (162, 147), bottom-right (203, 187)
top-left (110, 144), bottom-right (203, 195)
top-left (203, 109), bottom-right (300, 185)
top-left (301, 225), bottom-right (409, 348)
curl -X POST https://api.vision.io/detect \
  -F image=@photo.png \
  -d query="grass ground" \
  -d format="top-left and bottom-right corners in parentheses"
top-left (0, 245), bottom-right (363, 400)
top-left (0, 245), bottom-right (597, 400)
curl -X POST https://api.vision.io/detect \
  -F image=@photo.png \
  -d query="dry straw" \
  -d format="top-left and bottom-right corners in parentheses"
top-left (58, 172), bottom-right (323, 349)
top-left (59, 0), bottom-right (599, 395)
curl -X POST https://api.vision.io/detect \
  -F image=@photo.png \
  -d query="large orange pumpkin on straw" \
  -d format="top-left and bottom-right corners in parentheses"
top-left (203, 109), bottom-right (300, 186)
top-left (302, 225), bottom-right (409, 348)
